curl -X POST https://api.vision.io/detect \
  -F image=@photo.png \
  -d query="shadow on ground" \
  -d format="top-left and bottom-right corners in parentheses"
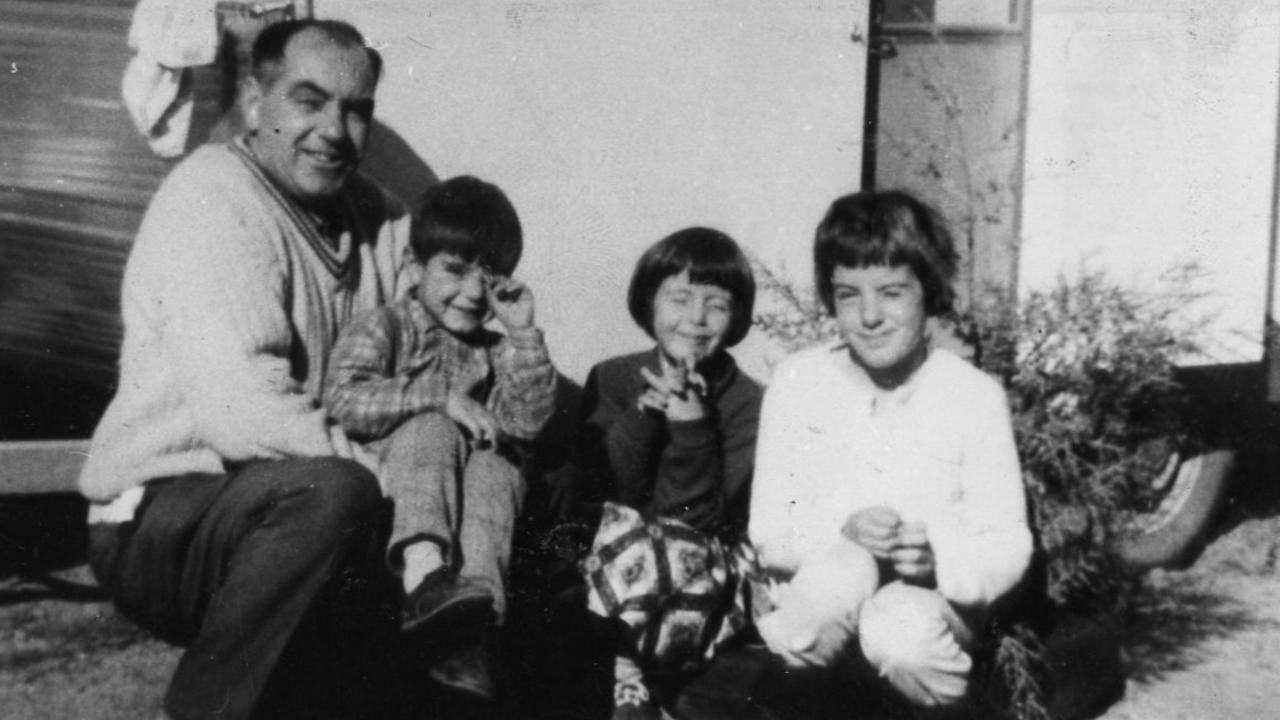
top-left (0, 576), bottom-right (148, 670)
top-left (1120, 572), bottom-right (1273, 684)
top-left (1110, 374), bottom-right (1280, 690)
top-left (0, 571), bottom-right (177, 720)
top-left (1118, 422), bottom-right (1280, 687)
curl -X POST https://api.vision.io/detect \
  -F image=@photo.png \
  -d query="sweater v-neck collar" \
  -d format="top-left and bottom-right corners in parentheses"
top-left (230, 136), bottom-right (356, 281)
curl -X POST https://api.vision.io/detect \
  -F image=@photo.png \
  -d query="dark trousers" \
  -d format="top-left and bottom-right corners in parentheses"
top-left (88, 458), bottom-right (400, 720)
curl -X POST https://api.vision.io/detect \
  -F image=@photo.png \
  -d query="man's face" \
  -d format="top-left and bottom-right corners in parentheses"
top-left (243, 29), bottom-right (377, 207)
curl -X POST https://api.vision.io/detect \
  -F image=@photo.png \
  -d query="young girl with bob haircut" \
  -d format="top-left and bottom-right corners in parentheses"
top-left (748, 190), bottom-right (1032, 716)
top-left (578, 226), bottom-right (763, 720)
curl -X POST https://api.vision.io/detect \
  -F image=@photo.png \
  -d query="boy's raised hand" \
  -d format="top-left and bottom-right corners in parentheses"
top-left (486, 276), bottom-right (535, 332)
top-left (445, 390), bottom-right (501, 447)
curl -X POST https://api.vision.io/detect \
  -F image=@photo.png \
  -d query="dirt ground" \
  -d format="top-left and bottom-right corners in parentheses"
top-left (3, 502), bottom-right (1278, 720)
top-left (1097, 514), bottom-right (1280, 720)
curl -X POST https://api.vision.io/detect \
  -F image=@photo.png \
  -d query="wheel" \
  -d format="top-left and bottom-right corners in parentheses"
top-left (1115, 447), bottom-right (1236, 571)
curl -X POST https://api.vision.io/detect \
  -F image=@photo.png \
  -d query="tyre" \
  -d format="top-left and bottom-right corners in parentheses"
top-left (1115, 447), bottom-right (1236, 572)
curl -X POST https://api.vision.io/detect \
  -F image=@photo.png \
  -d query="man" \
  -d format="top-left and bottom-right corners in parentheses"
top-left (81, 19), bottom-right (413, 720)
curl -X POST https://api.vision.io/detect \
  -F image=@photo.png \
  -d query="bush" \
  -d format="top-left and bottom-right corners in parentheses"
top-left (981, 267), bottom-right (1202, 610)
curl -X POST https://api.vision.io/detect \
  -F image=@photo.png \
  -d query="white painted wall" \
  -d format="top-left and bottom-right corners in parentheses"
top-left (1021, 0), bottom-right (1280, 364)
top-left (325, 1), bottom-right (869, 383)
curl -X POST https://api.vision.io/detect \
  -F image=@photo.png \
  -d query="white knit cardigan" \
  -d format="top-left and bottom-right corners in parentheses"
top-left (80, 139), bottom-right (414, 520)
top-left (749, 344), bottom-right (1032, 611)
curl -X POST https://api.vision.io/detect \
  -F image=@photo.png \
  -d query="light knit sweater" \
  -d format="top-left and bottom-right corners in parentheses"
top-left (79, 138), bottom-right (414, 518)
top-left (749, 343), bottom-right (1032, 610)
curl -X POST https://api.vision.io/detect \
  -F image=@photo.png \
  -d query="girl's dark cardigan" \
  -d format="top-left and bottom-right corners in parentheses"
top-left (577, 348), bottom-right (763, 546)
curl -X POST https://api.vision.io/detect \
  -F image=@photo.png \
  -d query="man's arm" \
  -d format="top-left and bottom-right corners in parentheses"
top-left (142, 181), bottom-right (334, 460)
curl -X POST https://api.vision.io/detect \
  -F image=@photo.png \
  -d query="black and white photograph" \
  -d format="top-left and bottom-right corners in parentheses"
top-left (3, 1), bottom-right (1279, 719)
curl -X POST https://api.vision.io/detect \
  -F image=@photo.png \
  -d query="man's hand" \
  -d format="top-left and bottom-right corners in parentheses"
top-left (486, 276), bottom-right (535, 333)
top-left (327, 422), bottom-right (355, 459)
top-left (445, 391), bottom-right (501, 447)
top-left (841, 506), bottom-right (902, 559)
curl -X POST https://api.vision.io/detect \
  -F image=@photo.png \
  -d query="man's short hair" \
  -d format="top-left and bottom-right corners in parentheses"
top-left (251, 19), bottom-right (383, 87)
top-left (410, 176), bottom-right (523, 276)
top-left (813, 190), bottom-right (959, 317)
top-left (627, 227), bottom-right (756, 349)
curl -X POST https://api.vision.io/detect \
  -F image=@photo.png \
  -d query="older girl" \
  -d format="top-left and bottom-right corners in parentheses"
top-left (749, 191), bottom-right (1031, 715)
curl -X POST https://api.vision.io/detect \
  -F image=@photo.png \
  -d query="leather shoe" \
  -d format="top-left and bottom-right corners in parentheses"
top-left (428, 625), bottom-right (497, 701)
top-left (402, 568), bottom-right (494, 634)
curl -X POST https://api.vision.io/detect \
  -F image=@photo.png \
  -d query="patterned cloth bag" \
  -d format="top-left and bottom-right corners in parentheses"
top-left (581, 502), bottom-right (762, 675)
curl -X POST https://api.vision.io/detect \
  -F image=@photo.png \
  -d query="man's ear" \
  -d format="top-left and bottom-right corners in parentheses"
top-left (241, 76), bottom-right (264, 133)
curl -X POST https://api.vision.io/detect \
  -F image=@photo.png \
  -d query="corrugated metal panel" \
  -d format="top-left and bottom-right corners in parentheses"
top-left (0, 0), bottom-right (301, 439)
top-left (0, 0), bottom-right (167, 383)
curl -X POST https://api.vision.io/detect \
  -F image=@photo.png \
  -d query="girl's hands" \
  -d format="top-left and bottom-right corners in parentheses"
top-left (888, 522), bottom-right (936, 586)
top-left (637, 355), bottom-right (708, 421)
top-left (842, 506), bottom-right (902, 559)
top-left (486, 275), bottom-right (535, 333)
top-left (842, 507), bottom-right (936, 586)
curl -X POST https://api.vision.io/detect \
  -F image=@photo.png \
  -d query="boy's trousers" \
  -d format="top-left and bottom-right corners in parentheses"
top-left (379, 412), bottom-right (527, 621)
top-left (87, 458), bottom-right (398, 720)
top-left (758, 541), bottom-right (976, 709)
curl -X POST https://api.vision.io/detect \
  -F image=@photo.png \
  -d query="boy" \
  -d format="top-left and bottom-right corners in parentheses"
top-left (325, 175), bottom-right (558, 700)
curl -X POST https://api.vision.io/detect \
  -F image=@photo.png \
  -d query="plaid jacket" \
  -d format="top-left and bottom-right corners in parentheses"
top-left (324, 294), bottom-right (557, 442)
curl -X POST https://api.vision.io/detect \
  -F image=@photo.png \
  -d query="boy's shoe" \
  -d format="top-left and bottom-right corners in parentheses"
top-left (428, 620), bottom-right (497, 701)
top-left (401, 567), bottom-right (493, 633)
top-left (612, 679), bottom-right (663, 720)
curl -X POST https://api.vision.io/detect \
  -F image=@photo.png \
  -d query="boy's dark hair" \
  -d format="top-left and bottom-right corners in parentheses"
top-left (627, 227), bottom-right (756, 349)
top-left (252, 19), bottom-right (383, 87)
top-left (814, 190), bottom-right (958, 317)
top-left (410, 176), bottom-right (523, 275)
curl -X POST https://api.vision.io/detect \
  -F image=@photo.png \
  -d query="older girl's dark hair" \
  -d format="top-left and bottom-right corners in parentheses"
top-left (411, 176), bottom-right (522, 275)
top-left (814, 190), bottom-right (959, 317)
top-left (627, 227), bottom-right (756, 349)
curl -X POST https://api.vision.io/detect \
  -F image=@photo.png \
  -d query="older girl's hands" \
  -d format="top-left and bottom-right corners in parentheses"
top-left (843, 507), bottom-right (936, 586)
top-left (842, 506), bottom-right (902, 558)
top-left (889, 522), bottom-right (936, 586)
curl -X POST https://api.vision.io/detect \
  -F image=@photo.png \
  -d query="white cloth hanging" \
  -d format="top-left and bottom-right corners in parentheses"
top-left (121, 0), bottom-right (220, 158)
